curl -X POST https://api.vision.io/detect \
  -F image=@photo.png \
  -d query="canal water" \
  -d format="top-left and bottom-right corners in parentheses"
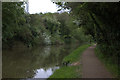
top-left (2, 44), bottom-right (79, 79)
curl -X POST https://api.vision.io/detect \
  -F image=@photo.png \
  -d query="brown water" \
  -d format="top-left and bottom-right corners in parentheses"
top-left (2, 44), bottom-right (79, 79)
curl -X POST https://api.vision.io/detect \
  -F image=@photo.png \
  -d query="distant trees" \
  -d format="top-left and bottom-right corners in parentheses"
top-left (2, 2), bottom-right (90, 48)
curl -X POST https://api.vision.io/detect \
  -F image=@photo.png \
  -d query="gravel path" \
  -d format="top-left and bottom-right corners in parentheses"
top-left (82, 45), bottom-right (113, 78)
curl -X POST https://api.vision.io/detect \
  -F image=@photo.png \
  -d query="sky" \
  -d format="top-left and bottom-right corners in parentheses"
top-left (29, 0), bottom-right (59, 14)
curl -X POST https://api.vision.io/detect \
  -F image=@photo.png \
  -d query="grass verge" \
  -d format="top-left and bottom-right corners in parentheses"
top-left (95, 47), bottom-right (119, 78)
top-left (49, 44), bottom-right (91, 78)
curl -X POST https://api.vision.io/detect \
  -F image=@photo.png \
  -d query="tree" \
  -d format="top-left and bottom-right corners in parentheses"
top-left (2, 2), bottom-right (25, 47)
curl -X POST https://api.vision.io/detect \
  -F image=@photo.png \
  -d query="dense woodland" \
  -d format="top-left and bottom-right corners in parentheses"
top-left (2, 2), bottom-right (91, 48)
top-left (2, 2), bottom-right (120, 77)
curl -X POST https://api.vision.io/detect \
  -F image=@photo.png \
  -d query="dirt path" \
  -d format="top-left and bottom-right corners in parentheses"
top-left (82, 45), bottom-right (113, 78)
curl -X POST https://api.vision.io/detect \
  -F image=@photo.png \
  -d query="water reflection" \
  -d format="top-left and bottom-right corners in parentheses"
top-left (34, 66), bottom-right (59, 78)
top-left (3, 44), bottom-right (79, 78)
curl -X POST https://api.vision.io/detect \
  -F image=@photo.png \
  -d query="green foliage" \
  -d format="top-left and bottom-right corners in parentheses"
top-left (2, 2), bottom-right (25, 47)
top-left (2, 2), bottom-right (92, 48)
top-left (2, 3), bottom-right (45, 47)
top-left (56, 2), bottom-right (120, 46)
top-left (72, 27), bottom-right (91, 43)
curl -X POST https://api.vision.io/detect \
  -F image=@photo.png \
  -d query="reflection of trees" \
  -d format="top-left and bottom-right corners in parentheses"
top-left (3, 44), bottom-right (79, 78)
top-left (3, 47), bottom-right (44, 78)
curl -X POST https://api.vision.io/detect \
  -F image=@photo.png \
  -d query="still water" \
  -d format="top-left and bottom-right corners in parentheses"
top-left (3, 44), bottom-right (79, 78)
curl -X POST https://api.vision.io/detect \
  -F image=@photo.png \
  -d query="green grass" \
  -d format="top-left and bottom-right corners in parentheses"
top-left (95, 47), bottom-right (119, 78)
top-left (63, 44), bottom-right (91, 63)
top-left (49, 44), bottom-right (91, 78)
top-left (49, 66), bottom-right (79, 78)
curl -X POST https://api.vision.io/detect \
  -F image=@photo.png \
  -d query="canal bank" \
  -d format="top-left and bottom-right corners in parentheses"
top-left (49, 44), bottom-right (91, 78)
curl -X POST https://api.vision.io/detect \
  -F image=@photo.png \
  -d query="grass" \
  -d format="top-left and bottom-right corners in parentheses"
top-left (63, 44), bottom-right (91, 63)
top-left (49, 66), bottom-right (79, 78)
top-left (49, 44), bottom-right (91, 78)
top-left (95, 47), bottom-right (119, 78)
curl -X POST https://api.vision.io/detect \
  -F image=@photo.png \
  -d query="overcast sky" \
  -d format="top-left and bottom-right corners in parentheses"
top-left (29, 0), bottom-right (58, 14)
